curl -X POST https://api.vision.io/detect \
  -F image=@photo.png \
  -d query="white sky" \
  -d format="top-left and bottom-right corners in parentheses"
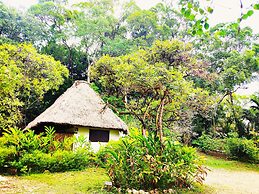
top-left (2, 0), bottom-right (259, 95)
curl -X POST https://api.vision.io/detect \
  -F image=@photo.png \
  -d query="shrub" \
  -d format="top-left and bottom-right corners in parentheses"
top-left (192, 134), bottom-right (226, 153)
top-left (0, 146), bottom-right (16, 168)
top-left (0, 128), bottom-right (95, 174)
top-left (102, 133), bottom-right (206, 192)
top-left (1, 127), bottom-right (52, 153)
top-left (49, 148), bottom-right (94, 172)
top-left (10, 148), bottom-right (94, 174)
top-left (0, 127), bottom-right (81, 153)
top-left (11, 150), bottom-right (51, 173)
top-left (226, 138), bottom-right (259, 163)
top-left (96, 140), bottom-right (122, 167)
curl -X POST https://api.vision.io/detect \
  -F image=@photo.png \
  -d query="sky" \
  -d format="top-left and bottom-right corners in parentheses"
top-left (2, 0), bottom-right (259, 96)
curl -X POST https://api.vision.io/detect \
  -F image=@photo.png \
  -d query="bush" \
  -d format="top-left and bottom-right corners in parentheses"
top-left (11, 150), bottom-right (51, 173)
top-left (96, 140), bottom-right (122, 167)
top-left (192, 134), bottom-right (226, 153)
top-left (0, 147), bottom-right (16, 168)
top-left (101, 133), bottom-right (206, 192)
top-left (193, 134), bottom-right (259, 163)
top-left (49, 148), bottom-right (94, 172)
top-left (0, 128), bottom-right (95, 174)
top-left (11, 148), bottom-right (94, 173)
top-left (226, 138), bottom-right (259, 163)
top-left (0, 127), bottom-right (75, 154)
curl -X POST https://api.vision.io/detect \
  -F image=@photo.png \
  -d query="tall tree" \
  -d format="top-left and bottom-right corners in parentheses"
top-left (92, 39), bottom-right (214, 140)
top-left (0, 43), bottom-right (69, 130)
top-left (0, 2), bottom-right (44, 44)
top-left (74, 0), bottom-right (117, 83)
top-left (28, 0), bottom-right (85, 79)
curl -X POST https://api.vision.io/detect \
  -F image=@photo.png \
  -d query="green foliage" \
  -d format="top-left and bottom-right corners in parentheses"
top-left (211, 94), bottom-right (259, 138)
top-left (243, 94), bottom-right (259, 138)
top-left (192, 134), bottom-right (226, 153)
top-left (0, 128), bottom-right (94, 174)
top-left (0, 146), bottom-right (16, 167)
top-left (242, 10), bottom-right (254, 20)
top-left (101, 37), bottom-right (137, 57)
top-left (0, 2), bottom-right (44, 43)
top-left (0, 43), bottom-right (69, 130)
top-left (203, 153), bottom-right (259, 172)
top-left (96, 140), bottom-right (122, 168)
top-left (177, 0), bottom-right (213, 35)
top-left (0, 0), bottom-right (258, 177)
top-left (1, 127), bottom-right (72, 154)
top-left (126, 9), bottom-right (158, 46)
top-left (221, 50), bottom-right (258, 91)
top-left (102, 133), bottom-right (206, 191)
top-left (29, 1), bottom-right (87, 79)
top-left (12, 148), bottom-right (93, 173)
top-left (226, 138), bottom-right (259, 163)
top-left (74, 0), bottom-right (117, 80)
top-left (93, 39), bottom-right (214, 137)
top-left (193, 133), bottom-right (259, 164)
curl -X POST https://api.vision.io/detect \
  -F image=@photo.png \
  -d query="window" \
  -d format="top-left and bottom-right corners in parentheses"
top-left (89, 129), bottom-right (109, 142)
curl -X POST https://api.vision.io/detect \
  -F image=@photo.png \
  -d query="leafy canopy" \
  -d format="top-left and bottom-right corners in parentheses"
top-left (0, 43), bottom-right (69, 130)
top-left (92, 39), bottom-right (214, 138)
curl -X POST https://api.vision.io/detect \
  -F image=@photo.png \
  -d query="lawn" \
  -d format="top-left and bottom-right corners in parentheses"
top-left (26, 168), bottom-right (110, 193)
top-left (1, 168), bottom-right (213, 194)
top-left (1, 167), bottom-right (213, 194)
top-left (1, 168), bottom-right (110, 194)
top-left (202, 153), bottom-right (259, 172)
top-left (1, 154), bottom-right (258, 194)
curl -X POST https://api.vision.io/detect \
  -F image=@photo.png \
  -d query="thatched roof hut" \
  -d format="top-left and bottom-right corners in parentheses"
top-left (26, 80), bottom-right (128, 133)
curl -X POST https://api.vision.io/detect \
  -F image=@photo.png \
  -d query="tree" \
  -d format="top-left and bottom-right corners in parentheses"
top-left (126, 9), bottom-right (158, 46)
top-left (0, 43), bottom-right (69, 131)
top-left (100, 1), bottom-right (141, 56)
top-left (0, 2), bottom-right (44, 44)
top-left (74, 0), bottom-right (117, 83)
top-left (28, 0), bottom-right (85, 79)
top-left (92, 39), bottom-right (214, 141)
top-left (243, 94), bottom-right (259, 134)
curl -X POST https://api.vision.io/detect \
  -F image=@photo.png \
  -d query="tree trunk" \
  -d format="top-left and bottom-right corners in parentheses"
top-left (156, 96), bottom-right (166, 143)
top-left (229, 91), bottom-right (243, 136)
top-left (158, 98), bottom-right (165, 143)
top-left (87, 64), bottom-right (91, 83)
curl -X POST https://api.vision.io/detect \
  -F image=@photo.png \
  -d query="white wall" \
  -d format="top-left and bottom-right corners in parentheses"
top-left (76, 127), bottom-right (89, 139)
top-left (75, 127), bottom-right (121, 152)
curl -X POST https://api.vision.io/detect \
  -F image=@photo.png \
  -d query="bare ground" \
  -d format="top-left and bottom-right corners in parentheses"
top-left (0, 175), bottom-right (45, 194)
top-left (205, 168), bottom-right (259, 194)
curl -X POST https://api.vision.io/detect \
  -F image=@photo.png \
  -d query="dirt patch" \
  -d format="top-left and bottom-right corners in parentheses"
top-left (0, 175), bottom-right (45, 194)
top-left (205, 168), bottom-right (259, 194)
top-left (0, 176), bottom-right (23, 193)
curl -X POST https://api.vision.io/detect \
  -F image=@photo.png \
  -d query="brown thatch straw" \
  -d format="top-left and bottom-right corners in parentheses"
top-left (26, 80), bottom-right (128, 132)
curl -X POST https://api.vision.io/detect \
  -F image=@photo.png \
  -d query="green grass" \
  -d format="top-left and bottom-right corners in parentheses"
top-left (201, 153), bottom-right (259, 172)
top-left (18, 168), bottom-right (110, 194)
top-left (3, 154), bottom-right (258, 194)
top-left (2, 167), bottom-right (212, 194)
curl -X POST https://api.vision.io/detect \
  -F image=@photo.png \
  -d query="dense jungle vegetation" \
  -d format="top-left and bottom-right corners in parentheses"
top-left (0, 0), bottom-right (259, 192)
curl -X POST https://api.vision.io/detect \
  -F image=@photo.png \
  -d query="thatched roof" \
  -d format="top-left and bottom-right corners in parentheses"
top-left (26, 80), bottom-right (128, 132)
